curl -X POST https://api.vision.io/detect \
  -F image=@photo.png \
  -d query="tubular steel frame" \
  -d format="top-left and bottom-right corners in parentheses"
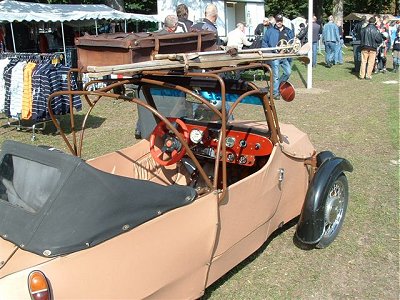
top-left (48, 63), bottom-right (282, 201)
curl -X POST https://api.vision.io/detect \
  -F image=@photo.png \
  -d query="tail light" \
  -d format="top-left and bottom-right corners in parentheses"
top-left (28, 270), bottom-right (52, 300)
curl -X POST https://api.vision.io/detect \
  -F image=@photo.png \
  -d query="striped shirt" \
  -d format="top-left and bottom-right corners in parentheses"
top-left (9, 60), bottom-right (27, 118)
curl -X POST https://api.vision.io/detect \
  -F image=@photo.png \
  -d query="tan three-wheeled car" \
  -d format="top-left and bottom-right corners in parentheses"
top-left (0, 42), bottom-right (352, 299)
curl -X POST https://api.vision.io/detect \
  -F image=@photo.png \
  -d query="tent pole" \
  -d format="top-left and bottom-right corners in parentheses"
top-left (61, 21), bottom-right (66, 65)
top-left (306, 0), bottom-right (313, 89)
top-left (124, 20), bottom-right (127, 33)
top-left (95, 19), bottom-right (98, 35)
top-left (10, 22), bottom-right (16, 53)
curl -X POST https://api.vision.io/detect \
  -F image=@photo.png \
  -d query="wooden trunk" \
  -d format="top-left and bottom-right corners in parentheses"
top-left (75, 31), bottom-right (218, 71)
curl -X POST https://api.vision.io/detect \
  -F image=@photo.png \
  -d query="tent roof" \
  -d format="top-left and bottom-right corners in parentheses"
top-left (343, 12), bottom-right (395, 21)
top-left (0, 0), bottom-right (158, 23)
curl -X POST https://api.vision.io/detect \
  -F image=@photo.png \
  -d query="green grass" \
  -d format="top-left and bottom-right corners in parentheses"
top-left (0, 47), bottom-right (398, 299)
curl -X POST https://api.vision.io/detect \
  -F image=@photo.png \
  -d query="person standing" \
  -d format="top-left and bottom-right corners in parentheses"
top-left (227, 22), bottom-right (252, 50)
top-left (297, 16), bottom-right (321, 67)
top-left (262, 13), bottom-right (294, 100)
top-left (254, 17), bottom-right (271, 36)
top-left (392, 28), bottom-right (400, 72)
top-left (359, 17), bottom-right (383, 80)
top-left (296, 23), bottom-right (307, 45)
top-left (322, 15), bottom-right (340, 68)
top-left (191, 3), bottom-right (218, 33)
top-left (175, 4), bottom-right (193, 33)
top-left (335, 20), bottom-right (344, 64)
top-left (352, 15), bottom-right (367, 73)
top-left (157, 15), bottom-right (179, 34)
top-left (191, 3), bottom-right (222, 45)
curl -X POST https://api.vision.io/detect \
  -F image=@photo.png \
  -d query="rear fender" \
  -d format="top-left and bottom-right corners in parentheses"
top-left (295, 153), bottom-right (353, 244)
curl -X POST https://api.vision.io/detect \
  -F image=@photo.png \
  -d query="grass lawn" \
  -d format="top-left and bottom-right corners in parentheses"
top-left (0, 47), bottom-right (398, 299)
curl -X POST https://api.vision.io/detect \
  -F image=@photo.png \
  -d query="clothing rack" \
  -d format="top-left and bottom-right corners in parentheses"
top-left (4, 117), bottom-right (59, 141)
top-left (0, 52), bottom-right (81, 140)
top-left (0, 52), bottom-right (64, 63)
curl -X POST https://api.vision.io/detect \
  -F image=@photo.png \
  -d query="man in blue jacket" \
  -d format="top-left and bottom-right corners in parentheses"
top-left (322, 15), bottom-right (340, 67)
top-left (262, 14), bottom-right (294, 100)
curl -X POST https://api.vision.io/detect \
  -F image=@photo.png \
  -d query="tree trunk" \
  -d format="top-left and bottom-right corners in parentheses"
top-left (105, 0), bottom-right (125, 12)
top-left (314, 0), bottom-right (324, 22)
top-left (332, 0), bottom-right (343, 24)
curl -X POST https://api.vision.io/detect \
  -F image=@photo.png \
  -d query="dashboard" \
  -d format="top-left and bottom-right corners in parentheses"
top-left (184, 120), bottom-right (273, 167)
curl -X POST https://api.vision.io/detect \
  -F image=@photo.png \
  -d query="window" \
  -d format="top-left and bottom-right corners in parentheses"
top-left (0, 154), bottom-right (61, 213)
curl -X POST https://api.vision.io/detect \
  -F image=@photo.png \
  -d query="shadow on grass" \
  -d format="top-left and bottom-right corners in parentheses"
top-left (56, 114), bottom-right (107, 135)
top-left (3, 114), bottom-right (106, 136)
top-left (292, 64), bottom-right (307, 87)
top-left (202, 216), bottom-right (315, 299)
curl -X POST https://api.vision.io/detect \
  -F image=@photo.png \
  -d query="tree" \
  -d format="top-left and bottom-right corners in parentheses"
top-left (105, 0), bottom-right (124, 12)
top-left (332, 0), bottom-right (343, 23)
top-left (264, 0), bottom-right (308, 19)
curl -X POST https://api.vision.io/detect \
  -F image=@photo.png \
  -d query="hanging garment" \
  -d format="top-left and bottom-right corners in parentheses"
top-left (21, 61), bottom-right (37, 120)
top-left (0, 57), bottom-right (10, 111)
top-left (3, 59), bottom-right (19, 117)
top-left (9, 60), bottom-right (27, 118)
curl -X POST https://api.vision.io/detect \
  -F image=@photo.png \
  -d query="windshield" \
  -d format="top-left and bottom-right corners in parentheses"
top-left (140, 87), bottom-right (263, 121)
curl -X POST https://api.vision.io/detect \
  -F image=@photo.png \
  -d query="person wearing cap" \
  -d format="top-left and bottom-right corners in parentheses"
top-left (227, 22), bottom-right (252, 50)
top-left (322, 15), bottom-right (340, 68)
top-left (158, 15), bottom-right (179, 34)
top-left (261, 13), bottom-right (294, 100)
top-left (359, 17), bottom-right (383, 79)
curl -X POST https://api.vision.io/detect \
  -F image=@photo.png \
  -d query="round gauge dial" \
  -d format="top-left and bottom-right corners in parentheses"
top-left (190, 129), bottom-right (203, 144)
top-left (225, 136), bottom-right (236, 148)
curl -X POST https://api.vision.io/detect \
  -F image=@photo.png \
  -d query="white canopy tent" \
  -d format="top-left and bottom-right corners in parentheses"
top-left (0, 0), bottom-right (158, 54)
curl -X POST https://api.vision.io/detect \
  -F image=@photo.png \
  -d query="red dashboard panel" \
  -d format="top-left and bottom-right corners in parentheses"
top-left (186, 123), bottom-right (273, 166)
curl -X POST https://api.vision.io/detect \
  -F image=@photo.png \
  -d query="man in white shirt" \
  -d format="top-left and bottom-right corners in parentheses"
top-left (227, 22), bottom-right (252, 50)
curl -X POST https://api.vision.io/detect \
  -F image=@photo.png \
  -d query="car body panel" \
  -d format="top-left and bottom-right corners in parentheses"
top-left (0, 239), bottom-right (18, 270)
top-left (0, 191), bottom-right (219, 299)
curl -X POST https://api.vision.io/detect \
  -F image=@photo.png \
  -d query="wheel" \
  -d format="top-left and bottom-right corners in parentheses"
top-left (316, 174), bottom-right (349, 249)
top-left (149, 117), bottom-right (189, 166)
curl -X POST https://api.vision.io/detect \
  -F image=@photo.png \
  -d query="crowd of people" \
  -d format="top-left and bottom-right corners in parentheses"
top-left (354, 14), bottom-right (400, 79)
top-left (159, 5), bottom-right (398, 99)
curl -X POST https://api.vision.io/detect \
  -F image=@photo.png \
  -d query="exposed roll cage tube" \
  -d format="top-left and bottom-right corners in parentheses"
top-left (49, 63), bottom-right (282, 201)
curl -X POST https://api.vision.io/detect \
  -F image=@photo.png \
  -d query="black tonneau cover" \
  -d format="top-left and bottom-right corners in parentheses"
top-left (0, 141), bottom-right (196, 257)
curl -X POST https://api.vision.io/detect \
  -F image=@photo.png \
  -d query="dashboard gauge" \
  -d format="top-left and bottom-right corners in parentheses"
top-left (227, 153), bottom-right (235, 162)
top-left (190, 129), bottom-right (203, 144)
top-left (239, 155), bottom-right (247, 164)
top-left (225, 136), bottom-right (236, 148)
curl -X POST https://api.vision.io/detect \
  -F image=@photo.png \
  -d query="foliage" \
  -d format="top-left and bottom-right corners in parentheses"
top-left (264, 0), bottom-right (309, 19)
top-left (264, 0), bottom-right (396, 20)
top-left (25, 0), bottom-right (157, 14)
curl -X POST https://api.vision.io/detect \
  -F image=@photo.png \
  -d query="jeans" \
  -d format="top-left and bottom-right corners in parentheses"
top-left (325, 41), bottom-right (336, 65)
top-left (393, 50), bottom-right (400, 70)
top-left (269, 58), bottom-right (292, 96)
top-left (335, 39), bottom-right (344, 64)
top-left (352, 41), bottom-right (362, 73)
top-left (312, 42), bottom-right (318, 67)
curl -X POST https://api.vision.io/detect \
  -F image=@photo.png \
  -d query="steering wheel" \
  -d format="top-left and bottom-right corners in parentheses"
top-left (149, 117), bottom-right (189, 166)
top-left (277, 39), bottom-right (289, 53)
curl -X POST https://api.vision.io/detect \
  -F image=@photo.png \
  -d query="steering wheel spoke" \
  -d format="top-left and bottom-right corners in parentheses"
top-left (150, 117), bottom-right (189, 166)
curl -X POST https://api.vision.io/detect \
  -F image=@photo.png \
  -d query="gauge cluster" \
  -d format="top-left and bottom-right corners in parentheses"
top-left (184, 121), bottom-right (273, 166)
